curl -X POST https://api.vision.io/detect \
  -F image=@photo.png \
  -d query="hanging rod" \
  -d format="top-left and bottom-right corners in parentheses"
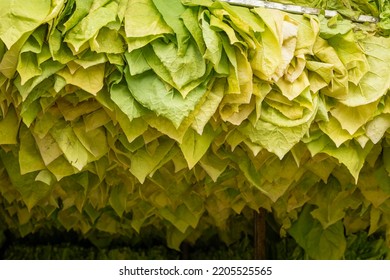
top-left (219, 0), bottom-right (379, 23)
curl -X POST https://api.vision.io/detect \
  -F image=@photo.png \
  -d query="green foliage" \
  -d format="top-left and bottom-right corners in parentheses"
top-left (2, 244), bottom-right (181, 260)
top-left (289, 205), bottom-right (347, 260)
top-left (275, 230), bottom-right (390, 260)
top-left (2, 226), bottom-right (388, 260)
top-left (0, 0), bottom-right (389, 259)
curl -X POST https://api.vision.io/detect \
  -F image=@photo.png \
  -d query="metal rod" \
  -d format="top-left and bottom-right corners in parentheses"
top-left (220, 0), bottom-right (378, 23)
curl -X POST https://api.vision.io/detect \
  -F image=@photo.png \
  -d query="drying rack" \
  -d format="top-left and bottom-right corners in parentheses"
top-left (220, 0), bottom-right (379, 23)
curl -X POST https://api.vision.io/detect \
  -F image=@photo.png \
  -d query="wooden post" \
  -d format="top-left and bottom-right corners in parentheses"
top-left (254, 208), bottom-right (267, 259)
top-left (180, 242), bottom-right (190, 260)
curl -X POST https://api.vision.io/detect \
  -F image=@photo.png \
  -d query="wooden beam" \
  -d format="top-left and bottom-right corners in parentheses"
top-left (254, 208), bottom-right (267, 260)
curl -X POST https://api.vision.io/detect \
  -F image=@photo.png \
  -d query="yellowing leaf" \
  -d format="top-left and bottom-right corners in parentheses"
top-left (191, 78), bottom-right (225, 134)
top-left (109, 184), bottom-right (128, 217)
top-left (0, 106), bottom-right (20, 145)
top-left (33, 132), bottom-right (63, 166)
top-left (307, 135), bottom-right (374, 183)
top-left (18, 125), bottom-right (45, 174)
top-left (180, 125), bottom-right (217, 169)
top-left (64, 1), bottom-right (118, 52)
top-left (318, 116), bottom-right (353, 147)
top-left (366, 114), bottom-right (390, 144)
top-left (341, 37), bottom-right (390, 107)
top-left (251, 8), bottom-right (285, 80)
top-left (73, 122), bottom-right (108, 160)
top-left (124, 0), bottom-right (173, 38)
top-left (50, 122), bottom-right (90, 171)
top-left (57, 63), bottom-right (105, 95)
top-left (331, 101), bottom-right (379, 135)
top-left (17, 52), bottom-right (41, 85)
top-left (0, 0), bottom-right (51, 49)
top-left (199, 151), bottom-right (229, 182)
top-left (130, 139), bottom-right (175, 183)
top-left (0, 149), bottom-right (53, 211)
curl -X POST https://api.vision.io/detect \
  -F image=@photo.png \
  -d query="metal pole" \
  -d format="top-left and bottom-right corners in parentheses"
top-left (219, 0), bottom-right (378, 23)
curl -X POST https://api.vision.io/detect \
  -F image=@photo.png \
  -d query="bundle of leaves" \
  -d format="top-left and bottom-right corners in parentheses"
top-left (0, 0), bottom-right (389, 259)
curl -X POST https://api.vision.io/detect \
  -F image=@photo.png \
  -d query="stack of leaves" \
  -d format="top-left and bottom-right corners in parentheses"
top-left (0, 0), bottom-right (389, 259)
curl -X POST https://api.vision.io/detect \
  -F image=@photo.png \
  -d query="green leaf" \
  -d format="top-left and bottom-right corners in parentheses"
top-left (109, 184), bottom-right (128, 217)
top-left (125, 70), bottom-right (206, 128)
top-left (384, 147), bottom-right (390, 176)
top-left (124, 48), bottom-right (151, 76)
top-left (91, 27), bottom-right (125, 54)
top-left (310, 178), bottom-right (361, 229)
top-left (331, 101), bottom-right (379, 135)
top-left (57, 207), bottom-right (82, 230)
top-left (250, 8), bottom-right (284, 80)
top-left (366, 114), bottom-right (390, 144)
top-left (375, 165), bottom-right (390, 195)
top-left (83, 108), bottom-right (111, 131)
top-left (48, 28), bottom-right (74, 64)
top-left (358, 172), bottom-right (390, 208)
top-left (180, 125), bottom-right (217, 169)
top-left (181, 7), bottom-right (206, 54)
top-left (130, 138), bottom-right (175, 183)
top-left (227, 147), bottom-right (274, 199)
top-left (328, 31), bottom-right (369, 85)
top-left (319, 15), bottom-right (353, 39)
top-left (50, 122), bottom-right (90, 171)
top-left (57, 63), bottom-right (105, 95)
top-left (200, 10), bottom-right (223, 68)
top-left (159, 205), bottom-right (190, 233)
top-left (303, 156), bottom-right (337, 183)
top-left (312, 37), bottom-right (348, 99)
top-left (73, 122), bottom-right (108, 160)
top-left (131, 201), bottom-right (155, 232)
top-left (199, 151), bottom-right (229, 182)
top-left (74, 50), bottom-right (107, 69)
top-left (318, 116), bottom-right (353, 147)
top-left (151, 39), bottom-right (206, 92)
top-left (115, 111), bottom-right (149, 143)
top-left (166, 225), bottom-right (192, 251)
top-left (35, 169), bottom-right (55, 186)
top-left (151, 0), bottom-right (190, 55)
top-left (17, 52), bottom-right (41, 85)
top-left (276, 73), bottom-right (310, 101)
top-left (15, 59), bottom-right (65, 100)
top-left (0, 0), bottom-right (51, 49)
top-left (368, 206), bottom-right (383, 236)
top-left (110, 76), bottom-right (147, 121)
top-left (64, 1), bottom-right (118, 52)
top-left (124, 0), bottom-right (173, 38)
top-left (239, 117), bottom-right (312, 160)
top-left (62, 0), bottom-right (93, 33)
top-left (341, 36), bottom-right (390, 107)
top-left (33, 133), bottom-right (63, 166)
top-left (0, 149), bottom-right (53, 211)
top-left (0, 106), bottom-right (20, 145)
top-left (306, 134), bottom-right (373, 182)
top-left (0, 35), bottom-right (29, 79)
top-left (289, 205), bottom-right (347, 259)
top-left (20, 78), bottom-right (53, 127)
top-left (18, 124), bottom-right (45, 174)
